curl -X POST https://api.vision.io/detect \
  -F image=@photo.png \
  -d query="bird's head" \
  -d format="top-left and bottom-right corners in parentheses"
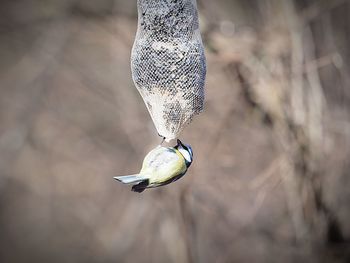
top-left (175, 139), bottom-right (193, 167)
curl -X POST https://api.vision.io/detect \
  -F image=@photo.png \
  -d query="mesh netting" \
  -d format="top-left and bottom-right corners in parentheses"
top-left (131, 0), bottom-right (206, 141)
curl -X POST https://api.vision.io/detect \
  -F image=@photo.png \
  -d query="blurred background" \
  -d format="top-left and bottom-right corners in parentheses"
top-left (0, 0), bottom-right (350, 262)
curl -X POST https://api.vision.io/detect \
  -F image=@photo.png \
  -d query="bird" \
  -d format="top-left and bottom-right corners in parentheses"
top-left (114, 139), bottom-right (193, 193)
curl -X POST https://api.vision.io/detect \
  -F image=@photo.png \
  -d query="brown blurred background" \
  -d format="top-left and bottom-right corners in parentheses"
top-left (0, 0), bottom-right (350, 262)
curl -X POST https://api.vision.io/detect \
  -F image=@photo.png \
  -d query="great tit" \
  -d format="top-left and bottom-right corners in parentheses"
top-left (114, 139), bottom-right (193, 193)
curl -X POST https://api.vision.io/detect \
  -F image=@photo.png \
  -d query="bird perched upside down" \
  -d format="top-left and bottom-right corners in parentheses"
top-left (114, 139), bottom-right (193, 193)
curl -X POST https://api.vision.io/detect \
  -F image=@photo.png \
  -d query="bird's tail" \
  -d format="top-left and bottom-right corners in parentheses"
top-left (113, 174), bottom-right (147, 185)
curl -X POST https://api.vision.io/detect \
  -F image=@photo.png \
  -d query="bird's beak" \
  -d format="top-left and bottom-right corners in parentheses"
top-left (177, 139), bottom-right (183, 147)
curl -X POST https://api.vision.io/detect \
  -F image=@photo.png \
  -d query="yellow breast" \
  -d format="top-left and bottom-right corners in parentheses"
top-left (139, 146), bottom-right (187, 185)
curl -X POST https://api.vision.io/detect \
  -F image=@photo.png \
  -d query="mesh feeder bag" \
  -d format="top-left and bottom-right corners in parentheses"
top-left (131, 0), bottom-right (206, 141)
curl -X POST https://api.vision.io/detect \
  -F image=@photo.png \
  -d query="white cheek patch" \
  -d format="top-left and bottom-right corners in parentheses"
top-left (187, 147), bottom-right (193, 158)
top-left (179, 148), bottom-right (192, 163)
